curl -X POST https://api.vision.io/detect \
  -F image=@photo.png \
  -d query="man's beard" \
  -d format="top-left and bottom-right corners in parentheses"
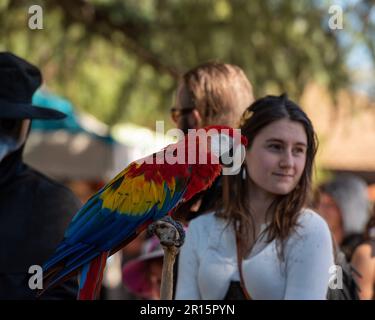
top-left (0, 135), bottom-right (19, 163)
top-left (0, 119), bottom-right (30, 163)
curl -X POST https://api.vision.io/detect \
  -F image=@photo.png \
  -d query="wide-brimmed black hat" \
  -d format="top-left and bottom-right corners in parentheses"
top-left (0, 52), bottom-right (66, 120)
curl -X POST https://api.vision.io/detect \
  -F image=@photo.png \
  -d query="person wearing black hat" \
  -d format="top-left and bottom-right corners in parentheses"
top-left (0, 52), bottom-right (81, 299)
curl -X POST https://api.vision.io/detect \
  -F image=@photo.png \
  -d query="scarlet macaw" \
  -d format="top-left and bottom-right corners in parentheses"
top-left (40, 125), bottom-right (247, 299)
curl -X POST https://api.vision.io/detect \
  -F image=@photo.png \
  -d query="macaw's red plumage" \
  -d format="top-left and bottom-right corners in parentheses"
top-left (40, 125), bottom-right (247, 300)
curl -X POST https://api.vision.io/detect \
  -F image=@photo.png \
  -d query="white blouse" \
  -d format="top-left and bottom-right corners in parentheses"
top-left (175, 209), bottom-right (334, 300)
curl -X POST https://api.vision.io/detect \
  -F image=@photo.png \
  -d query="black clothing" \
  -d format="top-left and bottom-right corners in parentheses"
top-left (224, 281), bottom-right (246, 300)
top-left (0, 145), bottom-right (81, 299)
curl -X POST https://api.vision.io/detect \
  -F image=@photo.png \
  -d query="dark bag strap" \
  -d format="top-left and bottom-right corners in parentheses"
top-left (236, 231), bottom-right (252, 300)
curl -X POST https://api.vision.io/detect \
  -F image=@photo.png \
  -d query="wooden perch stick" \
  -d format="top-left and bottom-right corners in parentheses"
top-left (148, 217), bottom-right (185, 300)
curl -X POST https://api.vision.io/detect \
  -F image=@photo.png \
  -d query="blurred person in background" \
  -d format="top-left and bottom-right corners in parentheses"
top-left (122, 236), bottom-right (164, 300)
top-left (100, 231), bottom-right (147, 300)
top-left (171, 61), bottom-right (255, 223)
top-left (0, 52), bottom-right (81, 299)
top-left (351, 203), bottom-right (375, 299)
top-left (171, 61), bottom-right (254, 134)
top-left (315, 174), bottom-right (370, 260)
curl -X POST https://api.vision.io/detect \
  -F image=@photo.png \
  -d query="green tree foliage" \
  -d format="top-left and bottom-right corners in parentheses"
top-left (0, 0), bottom-right (373, 128)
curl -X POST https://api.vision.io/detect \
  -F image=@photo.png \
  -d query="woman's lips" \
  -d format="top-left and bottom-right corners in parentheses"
top-left (272, 173), bottom-right (294, 178)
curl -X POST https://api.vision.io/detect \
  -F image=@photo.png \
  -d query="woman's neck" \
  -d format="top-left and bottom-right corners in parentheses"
top-left (247, 180), bottom-right (276, 226)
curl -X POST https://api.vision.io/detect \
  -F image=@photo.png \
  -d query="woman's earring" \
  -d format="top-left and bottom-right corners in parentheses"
top-left (242, 167), bottom-right (247, 180)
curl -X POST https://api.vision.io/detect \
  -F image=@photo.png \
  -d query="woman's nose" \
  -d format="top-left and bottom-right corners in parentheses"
top-left (279, 149), bottom-right (294, 168)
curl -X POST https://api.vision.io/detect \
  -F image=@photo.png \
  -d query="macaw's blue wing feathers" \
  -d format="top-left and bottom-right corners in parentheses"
top-left (41, 161), bottom-right (190, 298)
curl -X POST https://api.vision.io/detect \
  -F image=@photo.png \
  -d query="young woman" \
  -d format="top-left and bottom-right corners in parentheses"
top-left (175, 94), bottom-right (334, 300)
top-left (351, 205), bottom-right (375, 300)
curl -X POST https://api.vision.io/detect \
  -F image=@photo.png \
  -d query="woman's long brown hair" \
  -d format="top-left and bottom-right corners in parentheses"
top-left (218, 94), bottom-right (318, 259)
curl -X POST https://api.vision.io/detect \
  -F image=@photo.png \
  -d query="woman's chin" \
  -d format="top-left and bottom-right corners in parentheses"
top-left (267, 184), bottom-right (296, 196)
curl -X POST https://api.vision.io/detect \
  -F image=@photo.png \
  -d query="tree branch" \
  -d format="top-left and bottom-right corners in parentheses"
top-left (46, 0), bottom-right (181, 79)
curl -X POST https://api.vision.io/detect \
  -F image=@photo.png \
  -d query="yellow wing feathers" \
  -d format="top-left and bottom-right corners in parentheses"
top-left (100, 170), bottom-right (177, 215)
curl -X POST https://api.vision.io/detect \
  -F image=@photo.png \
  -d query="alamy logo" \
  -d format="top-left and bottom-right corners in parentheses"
top-left (136, 122), bottom-right (246, 175)
top-left (328, 5), bottom-right (343, 30)
top-left (28, 5), bottom-right (43, 30)
top-left (28, 265), bottom-right (43, 290)
top-left (328, 265), bottom-right (343, 290)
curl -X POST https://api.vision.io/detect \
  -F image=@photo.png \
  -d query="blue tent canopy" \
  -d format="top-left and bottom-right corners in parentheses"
top-left (32, 90), bottom-right (114, 144)
top-left (25, 90), bottom-right (131, 180)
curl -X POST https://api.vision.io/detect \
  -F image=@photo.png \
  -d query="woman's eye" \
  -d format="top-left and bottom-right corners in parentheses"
top-left (293, 148), bottom-right (305, 155)
top-left (268, 144), bottom-right (282, 151)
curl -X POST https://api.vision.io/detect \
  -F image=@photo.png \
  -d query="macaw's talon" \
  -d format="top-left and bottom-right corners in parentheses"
top-left (148, 217), bottom-right (186, 300)
top-left (148, 217), bottom-right (185, 248)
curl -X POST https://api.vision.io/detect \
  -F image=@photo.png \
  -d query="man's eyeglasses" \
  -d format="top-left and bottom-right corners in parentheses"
top-left (170, 107), bottom-right (196, 122)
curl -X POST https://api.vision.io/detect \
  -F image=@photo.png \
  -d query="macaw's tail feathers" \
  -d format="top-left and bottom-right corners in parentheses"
top-left (36, 264), bottom-right (79, 298)
top-left (78, 251), bottom-right (109, 300)
top-left (37, 242), bottom-right (94, 296)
